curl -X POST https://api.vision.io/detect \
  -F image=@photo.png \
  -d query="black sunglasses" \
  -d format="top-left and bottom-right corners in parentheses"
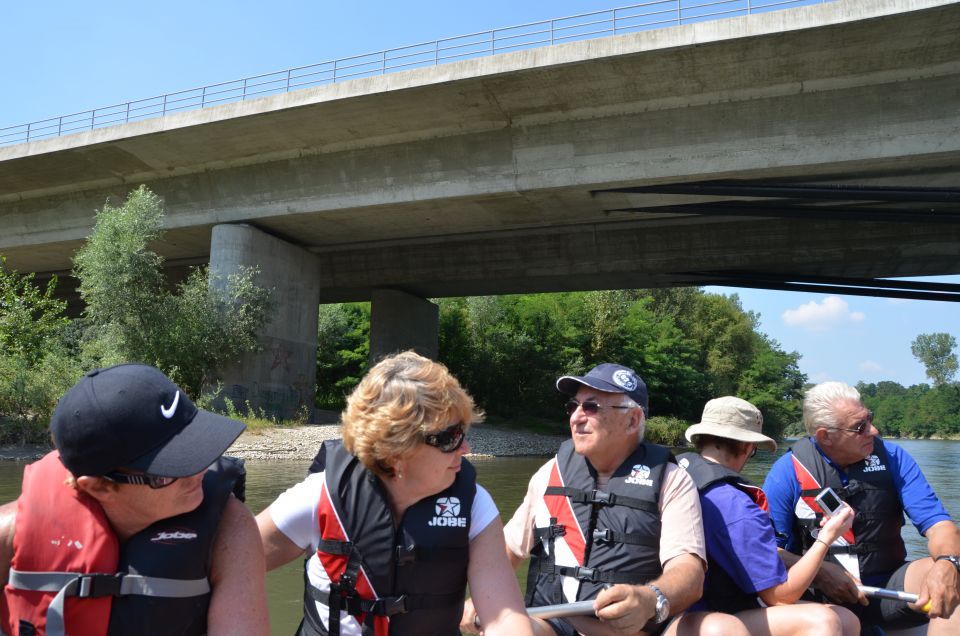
top-left (565, 399), bottom-right (635, 416)
top-left (424, 423), bottom-right (466, 453)
top-left (824, 410), bottom-right (874, 436)
top-left (103, 471), bottom-right (179, 489)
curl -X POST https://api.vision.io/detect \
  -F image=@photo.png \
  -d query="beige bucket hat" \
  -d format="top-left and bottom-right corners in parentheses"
top-left (684, 396), bottom-right (777, 452)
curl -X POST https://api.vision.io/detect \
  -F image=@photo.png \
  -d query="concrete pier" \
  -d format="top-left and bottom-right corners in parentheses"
top-left (209, 224), bottom-right (320, 419)
top-left (369, 289), bottom-right (439, 363)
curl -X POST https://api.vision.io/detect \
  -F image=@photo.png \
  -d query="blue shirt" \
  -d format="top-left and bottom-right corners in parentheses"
top-left (763, 437), bottom-right (950, 556)
top-left (691, 481), bottom-right (787, 611)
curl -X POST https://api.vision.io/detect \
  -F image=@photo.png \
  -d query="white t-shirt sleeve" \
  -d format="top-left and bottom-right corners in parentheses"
top-left (268, 470), bottom-right (326, 550)
top-left (469, 484), bottom-right (499, 541)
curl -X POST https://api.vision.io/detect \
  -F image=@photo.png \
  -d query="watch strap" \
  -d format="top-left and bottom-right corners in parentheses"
top-left (935, 555), bottom-right (960, 573)
top-left (647, 583), bottom-right (669, 624)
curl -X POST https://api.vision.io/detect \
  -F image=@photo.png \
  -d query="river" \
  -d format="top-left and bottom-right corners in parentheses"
top-left (0, 439), bottom-right (956, 634)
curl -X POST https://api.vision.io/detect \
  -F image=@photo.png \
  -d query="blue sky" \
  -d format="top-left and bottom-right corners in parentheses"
top-left (4, 1), bottom-right (957, 387)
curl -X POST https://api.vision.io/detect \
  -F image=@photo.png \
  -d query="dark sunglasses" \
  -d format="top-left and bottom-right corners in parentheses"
top-left (103, 471), bottom-right (179, 489)
top-left (565, 399), bottom-right (635, 416)
top-left (424, 423), bottom-right (466, 453)
top-left (824, 410), bottom-right (874, 436)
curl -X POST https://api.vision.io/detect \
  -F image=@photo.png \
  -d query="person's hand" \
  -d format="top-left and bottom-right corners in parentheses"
top-left (594, 584), bottom-right (656, 635)
top-left (915, 558), bottom-right (960, 619)
top-left (814, 560), bottom-right (867, 606)
top-left (460, 597), bottom-right (482, 634)
top-left (818, 504), bottom-right (855, 545)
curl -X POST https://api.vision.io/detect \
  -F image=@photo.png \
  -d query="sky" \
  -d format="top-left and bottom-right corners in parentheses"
top-left (4, 1), bottom-right (957, 388)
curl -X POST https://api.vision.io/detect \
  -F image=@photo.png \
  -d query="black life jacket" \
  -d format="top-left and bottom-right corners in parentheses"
top-left (789, 437), bottom-right (906, 579)
top-left (678, 452), bottom-right (771, 614)
top-left (4, 452), bottom-right (243, 636)
top-left (300, 440), bottom-right (474, 636)
top-left (527, 439), bottom-right (672, 607)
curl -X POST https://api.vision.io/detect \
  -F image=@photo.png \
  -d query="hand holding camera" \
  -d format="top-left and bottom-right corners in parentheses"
top-left (815, 487), bottom-right (855, 544)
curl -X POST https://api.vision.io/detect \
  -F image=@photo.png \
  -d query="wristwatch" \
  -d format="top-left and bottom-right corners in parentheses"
top-left (647, 584), bottom-right (670, 625)
top-left (935, 555), bottom-right (960, 573)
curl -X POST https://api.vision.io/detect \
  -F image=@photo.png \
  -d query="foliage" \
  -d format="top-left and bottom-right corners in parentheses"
top-left (859, 380), bottom-right (960, 438)
top-left (910, 332), bottom-right (958, 387)
top-left (0, 350), bottom-right (82, 443)
top-left (315, 302), bottom-right (370, 410)
top-left (314, 289), bottom-right (808, 442)
top-left (73, 186), bottom-right (272, 397)
top-left (0, 256), bottom-right (70, 363)
top-left (644, 416), bottom-right (689, 447)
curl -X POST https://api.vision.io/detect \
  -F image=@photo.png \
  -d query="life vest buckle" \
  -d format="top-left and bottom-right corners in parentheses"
top-left (592, 490), bottom-right (611, 505)
top-left (75, 573), bottom-right (124, 598)
top-left (593, 528), bottom-right (612, 543)
top-left (370, 595), bottom-right (408, 616)
top-left (572, 566), bottom-right (598, 582)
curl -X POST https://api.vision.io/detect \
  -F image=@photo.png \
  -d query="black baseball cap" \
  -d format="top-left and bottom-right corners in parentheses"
top-left (557, 363), bottom-right (649, 415)
top-left (50, 363), bottom-right (246, 478)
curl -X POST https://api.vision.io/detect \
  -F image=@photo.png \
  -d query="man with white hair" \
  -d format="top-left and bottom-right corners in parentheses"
top-left (763, 381), bottom-right (960, 635)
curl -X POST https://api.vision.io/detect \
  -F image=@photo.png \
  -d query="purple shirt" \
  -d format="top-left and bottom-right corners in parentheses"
top-left (691, 481), bottom-right (787, 610)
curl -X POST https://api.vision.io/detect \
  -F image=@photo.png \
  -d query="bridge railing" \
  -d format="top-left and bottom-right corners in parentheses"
top-left (0, 0), bottom-right (829, 148)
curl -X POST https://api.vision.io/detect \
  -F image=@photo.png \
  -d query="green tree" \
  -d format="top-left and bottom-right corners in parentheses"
top-left (315, 302), bottom-right (370, 409)
top-left (911, 332), bottom-right (958, 387)
top-left (73, 185), bottom-right (272, 397)
top-left (0, 256), bottom-right (70, 362)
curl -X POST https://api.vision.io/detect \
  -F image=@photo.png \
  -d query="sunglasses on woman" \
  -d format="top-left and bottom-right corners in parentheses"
top-left (424, 423), bottom-right (466, 453)
top-left (103, 471), bottom-right (179, 489)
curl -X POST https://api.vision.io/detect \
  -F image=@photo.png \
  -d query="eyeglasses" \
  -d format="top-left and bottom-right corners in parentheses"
top-left (749, 445), bottom-right (758, 458)
top-left (565, 399), bottom-right (635, 416)
top-left (823, 411), bottom-right (874, 436)
top-left (103, 471), bottom-right (179, 489)
top-left (423, 423), bottom-right (466, 453)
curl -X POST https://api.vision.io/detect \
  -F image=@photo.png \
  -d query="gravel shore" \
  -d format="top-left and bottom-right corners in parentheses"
top-left (226, 423), bottom-right (566, 461)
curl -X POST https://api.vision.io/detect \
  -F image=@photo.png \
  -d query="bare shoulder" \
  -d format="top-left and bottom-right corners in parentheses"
top-left (212, 496), bottom-right (262, 572)
top-left (0, 500), bottom-right (18, 586)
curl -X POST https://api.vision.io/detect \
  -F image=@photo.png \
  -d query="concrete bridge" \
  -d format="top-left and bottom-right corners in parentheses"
top-left (1, 0), bottom-right (959, 417)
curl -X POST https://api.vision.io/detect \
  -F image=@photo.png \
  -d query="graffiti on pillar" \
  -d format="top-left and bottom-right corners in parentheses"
top-left (270, 345), bottom-right (293, 373)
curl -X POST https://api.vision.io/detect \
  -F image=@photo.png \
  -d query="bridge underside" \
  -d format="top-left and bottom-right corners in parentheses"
top-left (2, 0), bottom-right (959, 416)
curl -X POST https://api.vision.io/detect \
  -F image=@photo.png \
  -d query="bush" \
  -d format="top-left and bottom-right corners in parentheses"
top-left (0, 350), bottom-right (82, 444)
top-left (645, 415), bottom-right (690, 448)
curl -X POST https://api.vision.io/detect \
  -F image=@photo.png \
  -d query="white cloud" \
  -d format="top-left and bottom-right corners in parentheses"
top-left (859, 360), bottom-right (883, 373)
top-left (781, 296), bottom-right (865, 331)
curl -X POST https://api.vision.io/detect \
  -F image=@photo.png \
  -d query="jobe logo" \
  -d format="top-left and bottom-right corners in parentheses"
top-left (427, 496), bottom-right (466, 527)
top-left (625, 464), bottom-right (653, 486)
top-left (150, 526), bottom-right (199, 544)
top-left (862, 454), bottom-right (886, 473)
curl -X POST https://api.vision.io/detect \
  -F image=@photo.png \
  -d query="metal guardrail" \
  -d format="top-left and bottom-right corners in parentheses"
top-left (0, 0), bottom-right (829, 148)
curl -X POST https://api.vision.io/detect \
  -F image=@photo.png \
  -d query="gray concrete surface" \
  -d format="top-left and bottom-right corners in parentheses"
top-left (369, 289), bottom-right (439, 363)
top-left (209, 224), bottom-right (320, 418)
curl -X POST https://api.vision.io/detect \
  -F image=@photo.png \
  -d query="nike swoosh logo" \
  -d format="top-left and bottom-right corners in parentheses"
top-left (161, 391), bottom-right (180, 419)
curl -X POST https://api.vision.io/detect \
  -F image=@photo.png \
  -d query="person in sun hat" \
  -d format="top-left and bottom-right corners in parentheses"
top-left (672, 396), bottom-right (859, 636)
top-left (463, 362), bottom-right (707, 636)
top-left (257, 351), bottom-right (533, 636)
top-left (0, 362), bottom-right (268, 636)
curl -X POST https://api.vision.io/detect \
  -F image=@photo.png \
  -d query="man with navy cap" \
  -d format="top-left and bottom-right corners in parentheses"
top-left (0, 363), bottom-right (269, 636)
top-left (463, 363), bottom-right (706, 636)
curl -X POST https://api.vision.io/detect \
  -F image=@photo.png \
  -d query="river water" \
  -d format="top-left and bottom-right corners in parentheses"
top-left (0, 439), bottom-right (956, 634)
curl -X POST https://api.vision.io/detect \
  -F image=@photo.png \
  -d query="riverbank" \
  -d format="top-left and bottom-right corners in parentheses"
top-left (226, 423), bottom-right (567, 461)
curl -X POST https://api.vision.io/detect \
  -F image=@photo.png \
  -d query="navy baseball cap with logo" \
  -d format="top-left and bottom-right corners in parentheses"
top-left (556, 363), bottom-right (649, 416)
top-left (50, 363), bottom-right (246, 478)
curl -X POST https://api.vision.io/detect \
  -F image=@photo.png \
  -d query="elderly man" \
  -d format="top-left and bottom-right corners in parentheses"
top-left (0, 363), bottom-right (268, 636)
top-left (465, 363), bottom-right (705, 636)
top-left (763, 381), bottom-right (960, 635)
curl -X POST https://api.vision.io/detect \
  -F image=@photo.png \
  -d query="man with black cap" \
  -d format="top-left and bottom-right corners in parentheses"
top-left (0, 363), bottom-right (269, 636)
top-left (464, 363), bottom-right (706, 636)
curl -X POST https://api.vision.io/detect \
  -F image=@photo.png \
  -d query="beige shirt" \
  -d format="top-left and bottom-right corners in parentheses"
top-left (503, 453), bottom-right (706, 568)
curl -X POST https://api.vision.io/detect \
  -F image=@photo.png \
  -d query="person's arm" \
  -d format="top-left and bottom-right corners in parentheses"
top-left (0, 500), bottom-right (16, 587)
top-left (592, 553), bottom-right (704, 636)
top-left (759, 504), bottom-right (855, 605)
top-left (918, 519), bottom-right (960, 619)
top-left (207, 496), bottom-right (270, 636)
top-left (256, 505), bottom-right (309, 570)
top-left (467, 517), bottom-right (535, 636)
top-left (778, 548), bottom-right (866, 605)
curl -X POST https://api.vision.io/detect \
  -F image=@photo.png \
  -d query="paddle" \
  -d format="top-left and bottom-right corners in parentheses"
top-left (473, 600), bottom-right (596, 629)
top-left (857, 585), bottom-right (931, 612)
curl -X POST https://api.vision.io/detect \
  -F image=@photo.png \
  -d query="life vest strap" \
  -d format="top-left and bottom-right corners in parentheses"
top-left (310, 585), bottom-right (463, 617)
top-left (9, 570), bottom-right (210, 636)
top-left (317, 539), bottom-right (352, 556)
top-left (545, 486), bottom-right (658, 513)
top-left (536, 563), bottom-right (657, 585)
top-left (592, 528), bottom-right (658, 547)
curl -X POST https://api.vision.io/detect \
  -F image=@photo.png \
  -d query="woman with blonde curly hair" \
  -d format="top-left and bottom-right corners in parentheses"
top-left (257, 351), bottom-right (534, 636)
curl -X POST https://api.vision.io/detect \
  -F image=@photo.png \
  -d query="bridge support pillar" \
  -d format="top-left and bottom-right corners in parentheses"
top-left (369, 289), bottom-right (438, 364)
top-left (209, 223), bottom-right (320, 420)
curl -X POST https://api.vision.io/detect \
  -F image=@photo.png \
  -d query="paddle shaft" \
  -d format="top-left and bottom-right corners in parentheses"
top-left (527, 600), bottom-right (596, 619)
top-left (858, 585), bottom-right (919, 604)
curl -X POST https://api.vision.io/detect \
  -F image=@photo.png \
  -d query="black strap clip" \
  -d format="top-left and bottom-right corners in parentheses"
top-left (75, 573), bottom-right (124, 598)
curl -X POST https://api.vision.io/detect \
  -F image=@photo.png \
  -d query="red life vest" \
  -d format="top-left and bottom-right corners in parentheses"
top-left (2, 452), bottom-right (117, 636)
